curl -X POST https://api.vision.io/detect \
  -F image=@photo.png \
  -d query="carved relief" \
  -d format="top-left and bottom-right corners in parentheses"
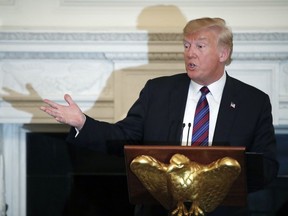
top-left (0, 60), bottom-right (114, 99)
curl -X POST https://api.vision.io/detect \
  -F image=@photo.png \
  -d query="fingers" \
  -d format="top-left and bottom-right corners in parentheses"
top-left (40, 102), bottom-right (65, 124)
top-left (42, 94), bottom-right (71, 110)
top-left (40, 103), bottom-right (58, 116)
top-left (64, 94), bottom-right (74, 106)
top-left (40, 94), bottom-right (83, 127)
top-left (42, 98), bottom-right (59, 109)
top-left (40, 98), bottom-right (61, 119)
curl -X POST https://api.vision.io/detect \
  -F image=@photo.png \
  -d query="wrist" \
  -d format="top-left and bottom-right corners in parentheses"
top-left (76, 114), bottom-right (86, 131)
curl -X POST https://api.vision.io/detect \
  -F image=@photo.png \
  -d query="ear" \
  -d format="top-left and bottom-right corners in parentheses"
top-left (219, 47), bottom-right (230, 63)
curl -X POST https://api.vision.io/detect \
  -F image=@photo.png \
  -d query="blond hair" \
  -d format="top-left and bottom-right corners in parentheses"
top-left (183, 17), bottom-right (233, 65)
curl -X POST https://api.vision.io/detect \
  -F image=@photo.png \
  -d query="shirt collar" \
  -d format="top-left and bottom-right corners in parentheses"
top-left (190, 72), bottom-right (226, 103)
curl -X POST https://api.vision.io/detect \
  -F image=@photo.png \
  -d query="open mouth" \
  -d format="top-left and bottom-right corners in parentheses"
top-left (188, 63), bottom-right (196, 70)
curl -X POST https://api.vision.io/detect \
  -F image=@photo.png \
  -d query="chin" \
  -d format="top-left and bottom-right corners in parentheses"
top-left (186, 70), bottom-right (197, 80)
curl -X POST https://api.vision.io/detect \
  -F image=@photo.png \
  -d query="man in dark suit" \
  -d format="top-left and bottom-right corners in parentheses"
top-left (41, 17), bottom-right (278, 215)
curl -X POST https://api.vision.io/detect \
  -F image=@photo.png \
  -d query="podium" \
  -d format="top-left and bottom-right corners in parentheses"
top-left (124, 145), bottom-right (248, 208)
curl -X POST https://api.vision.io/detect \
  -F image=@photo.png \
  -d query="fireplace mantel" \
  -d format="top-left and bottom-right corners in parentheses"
top-left (1, 30), bottom-right (288, 124)
top-left (0, 30), bottom-right (288, 216)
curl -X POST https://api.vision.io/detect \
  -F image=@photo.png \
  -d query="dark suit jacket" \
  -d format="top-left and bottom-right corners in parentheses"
top-left (66, 72), bottom-right (278, 215)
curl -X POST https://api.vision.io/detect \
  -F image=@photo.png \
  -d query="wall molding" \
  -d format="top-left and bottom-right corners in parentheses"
top-left (1, 31), bottom-right (288, 42)
top-left (1, 52), bottom-right (288, 62)
top-left (1, 32), bottom-right (288, 62)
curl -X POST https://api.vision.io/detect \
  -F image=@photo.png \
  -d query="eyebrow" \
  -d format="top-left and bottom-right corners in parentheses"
top-left (196, 36), bottom-right (209, 42)
top-left (183, 36), bottom-right (208, 41)
top-left (183, 37), bottom-right (208, 43)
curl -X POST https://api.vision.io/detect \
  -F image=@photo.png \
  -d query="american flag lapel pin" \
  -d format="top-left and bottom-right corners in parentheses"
top-left (230, 102), bottom-right (236, 109)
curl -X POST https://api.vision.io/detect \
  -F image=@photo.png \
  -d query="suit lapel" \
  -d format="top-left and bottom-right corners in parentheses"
top-left (167, 74), bottom-right (191, 143)
top-left (165, 73), bottom-right (239, 145)
top-left (213, 74), bottom-right (239, 146)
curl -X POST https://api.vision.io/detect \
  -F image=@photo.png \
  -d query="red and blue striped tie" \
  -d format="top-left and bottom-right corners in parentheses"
top-left (192, 86), bottom-right (210, 146)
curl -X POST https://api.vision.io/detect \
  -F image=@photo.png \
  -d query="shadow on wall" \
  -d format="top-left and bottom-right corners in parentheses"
top-left (137, 4), bottom-right (187, 31)
top-left (113, 5), bottom-right (187, 120)
top-left (1, 4), bottom-right (187, 124)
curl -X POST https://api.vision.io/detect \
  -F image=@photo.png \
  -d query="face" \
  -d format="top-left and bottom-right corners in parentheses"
top-left (183, 29), bottom-right (228, 86)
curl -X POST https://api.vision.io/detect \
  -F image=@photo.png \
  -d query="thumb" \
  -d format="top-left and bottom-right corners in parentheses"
top-left (64, 94), bottom-right (75, 106)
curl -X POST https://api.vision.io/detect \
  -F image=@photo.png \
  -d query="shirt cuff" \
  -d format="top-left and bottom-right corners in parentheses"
top-left (74, 127), bottom-right (80, 137)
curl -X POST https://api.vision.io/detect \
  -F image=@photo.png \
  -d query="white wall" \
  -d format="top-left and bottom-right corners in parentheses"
top-left (0, 0), bottom-right (288, 31)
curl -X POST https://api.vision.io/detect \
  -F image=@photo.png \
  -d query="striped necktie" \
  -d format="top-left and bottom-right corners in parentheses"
top-left (191, 86), bottom-right (210, 146)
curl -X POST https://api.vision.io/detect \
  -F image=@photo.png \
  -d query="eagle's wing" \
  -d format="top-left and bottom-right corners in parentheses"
top-left (193, 157), bottom-right (241, 213)
top-left (130, 155), bottom-right (173, 210)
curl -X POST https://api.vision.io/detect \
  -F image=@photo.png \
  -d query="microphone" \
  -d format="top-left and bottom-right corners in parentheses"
top-left (186, 123), bottom-right (191, 146)
top-left (180, 123), bottom-right (186, 144)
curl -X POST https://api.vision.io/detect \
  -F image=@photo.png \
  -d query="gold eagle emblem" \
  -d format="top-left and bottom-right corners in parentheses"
top-left (130, 154), bottom-right (241, 216)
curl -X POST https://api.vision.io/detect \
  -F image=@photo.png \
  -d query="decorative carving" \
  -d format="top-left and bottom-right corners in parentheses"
top-left (130, 154), bottom-right (241, 216)
top-left (1, 52), bottom-right (288, 62)
top-left (233, 32), bottom-right (288, 41)
top-left (0, 52), bottom-right (107, 60)
top-left (1, 32), bottom-right (288, 42)
top-left (0, 60), bottom-right (114, 99)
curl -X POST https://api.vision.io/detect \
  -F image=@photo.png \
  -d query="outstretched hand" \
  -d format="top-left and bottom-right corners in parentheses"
top-left (40, 94), bottom-right (86, 130)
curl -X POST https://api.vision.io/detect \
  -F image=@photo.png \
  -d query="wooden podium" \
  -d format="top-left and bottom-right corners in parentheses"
top-left (124, 145), bottom-right (248, 207)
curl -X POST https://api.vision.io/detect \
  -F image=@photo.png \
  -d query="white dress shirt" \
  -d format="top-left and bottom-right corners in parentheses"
top-left (181, 72), bottom-right (226, 146)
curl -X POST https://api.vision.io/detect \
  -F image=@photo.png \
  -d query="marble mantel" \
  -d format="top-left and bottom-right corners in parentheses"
top-left (0, 30), bottom-right (288, 216)
top-left (0, 30), bottom-right (288, 123)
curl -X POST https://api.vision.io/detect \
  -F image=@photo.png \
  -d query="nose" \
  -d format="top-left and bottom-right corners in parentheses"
top-left (186, 46), bottom-right (197, 58)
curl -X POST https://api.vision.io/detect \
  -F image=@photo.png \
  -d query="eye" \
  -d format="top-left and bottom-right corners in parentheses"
top-left (196, 43), bottom-right (206, 49)
top-left (183, 42), bottom-right (190, 49)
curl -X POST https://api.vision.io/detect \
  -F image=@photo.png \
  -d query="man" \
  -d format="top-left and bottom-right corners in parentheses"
top-left (41, 17), bottom-right (278, 215)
